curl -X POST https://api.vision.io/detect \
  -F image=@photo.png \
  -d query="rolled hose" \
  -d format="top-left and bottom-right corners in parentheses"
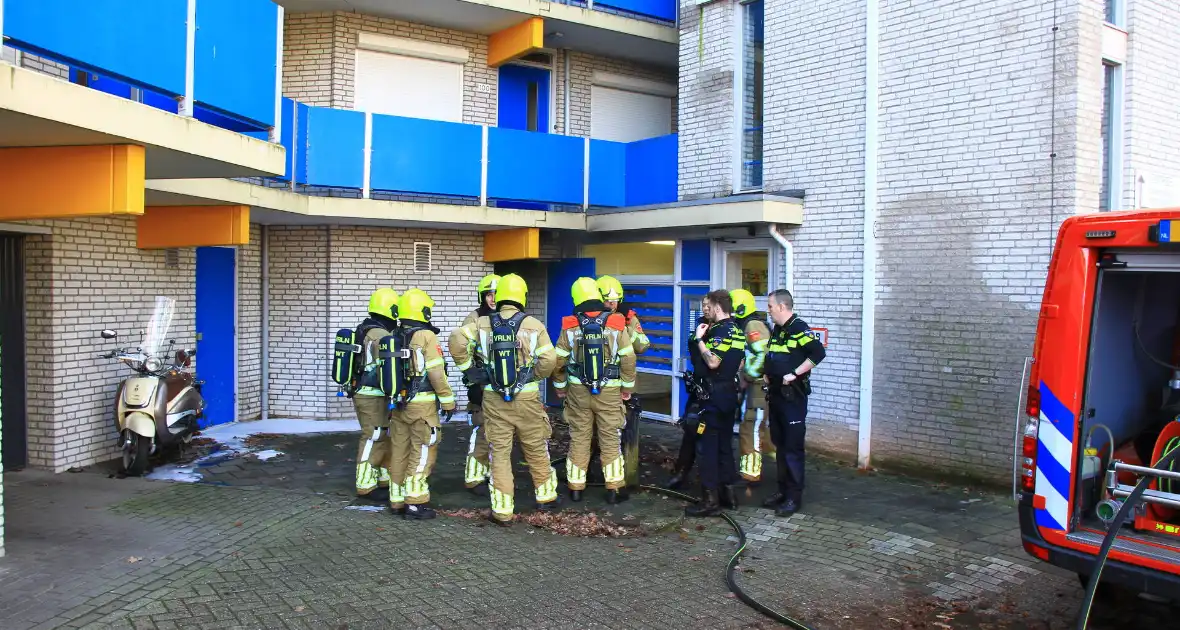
top-left (1075, 446), bottom-right (1180, 630)
top-left (548, 454), bottom-right (813, 629)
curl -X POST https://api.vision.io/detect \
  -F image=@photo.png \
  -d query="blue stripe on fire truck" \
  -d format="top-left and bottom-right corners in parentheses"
top-left (1035, 381), bottom-right (1076, 531)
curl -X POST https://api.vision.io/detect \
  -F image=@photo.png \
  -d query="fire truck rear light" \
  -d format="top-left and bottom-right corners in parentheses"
top-left (1022, 540), bottom-right (1050, 562)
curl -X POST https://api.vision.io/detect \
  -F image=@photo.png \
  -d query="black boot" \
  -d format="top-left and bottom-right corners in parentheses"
top-left (606, 489), bottom-right (629, 505)
top-left (536, 496), bottom-right (562, 512)
top-left (666, 469), bottom-right (688, 490)
top-left (775, 498), bottom-right (800, 517)
top-left (360, 487), bottom-right (390, 503)
top-left (569, 488), bottom-right (584, 502)
top-left (467, 481), bottom-right (489, 497)
top-left (685, 488), bottom-right (721, 517)
top-left (404, 504), bottom-right (437, 520)
top-left (720, 485), bottom-right (739, 510)
top-left (761, 492), bottom-right (785, 508)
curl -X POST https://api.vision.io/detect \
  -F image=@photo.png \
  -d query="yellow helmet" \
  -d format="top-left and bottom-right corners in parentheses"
top-left (596, 275), bottom-right (624, 302)
top-left (367, 287), bottom-right (399, 319)
top-left (496, 273), bottom-right (528, 308)
top-left (397, 288), bottom-right (435, 323)
top-left (478, 273), bottom-right (500, 297)
top-left (571, 277), bottom-right (601, 307)
top-left (730, 289), bottom-right (756, 318)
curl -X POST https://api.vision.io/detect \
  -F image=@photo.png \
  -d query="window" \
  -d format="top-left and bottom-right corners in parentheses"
top-left (740, 0), bottom-right (764, 191)
top-left (1100, 62), bottom-right (1123, 211)
top-left (1105, 0), bottom-right (1124, 27)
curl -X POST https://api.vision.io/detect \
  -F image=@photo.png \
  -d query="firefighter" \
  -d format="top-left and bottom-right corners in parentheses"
top-left (350, 287), bottom-right (398, 502)
top-left (731, 288), bottom-right (776, 484)
top-left (385, 288), bottom-right (456, 519)
top-left (665, 307), bottom-right (711, 490)
top-left (762, 288), bottom-right (826, 516)
top-left (554, 277), bottom-right (637, 504)
top-left (684, 290), bottom-right (746, 517)
top-left (597, 274), bottom-right (647, 487)
top-left (458, 273), bottom-right (499, 496)
top-left (450, 273), bottom-right (559, 526)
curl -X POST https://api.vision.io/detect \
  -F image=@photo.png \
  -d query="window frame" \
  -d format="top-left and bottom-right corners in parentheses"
top-left (733, 0), bottom-right (765, 194)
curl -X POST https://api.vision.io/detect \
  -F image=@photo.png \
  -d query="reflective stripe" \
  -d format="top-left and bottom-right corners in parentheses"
top-left (749, 339), bottom-right (768, 352)
top-left (483, 381), bottom-right (540, 393)
top-left (553, 380), bottom-right (567, 389)
top-left (533, 343), bottom-right (553, 356)
top-left (534, 467), bottom-right (558, 503)
top-left (454, 359), bottom-right (473, 371)
top-left (424, 357), bottom-right (445, 369)
top-left (617, 345), bottom-right (634, 356)
top-left (437, 395), bottom-right (456, 405)
top-left (566, 459), bottom-right (588, 488)
top-left (411, 392), bottom-right (439, 403)
top-left (490, 485), bottom-right (515, 517)
top-left (356, 387), bottom-right (384, 396)
top-left (555, 347), bottom-right (571, 358)
top-left (567, 375), bottom-right (624, 388)
top-left (388, 483), bottom-right (405, 505)
top-left (620, 380), bottom-right (635, 388)
top-left (602, 455), bottom-right (625, 485)
top-left (355, 461), bottom-right (379, 491)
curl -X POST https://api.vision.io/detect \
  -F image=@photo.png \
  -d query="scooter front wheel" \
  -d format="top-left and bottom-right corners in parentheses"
top-left (123, 433), bottom-right (152, 476)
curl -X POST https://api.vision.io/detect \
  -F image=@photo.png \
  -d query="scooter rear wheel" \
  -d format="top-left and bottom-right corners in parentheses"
top-left (123, 433), bottom-right (152, 476)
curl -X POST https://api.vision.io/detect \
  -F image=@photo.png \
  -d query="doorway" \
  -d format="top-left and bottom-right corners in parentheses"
top-left (195, 246), bottom-right (237, 428)
top-left (0, 235), bottom-right (27, 469)
top-left (498, 63), bottom-right (552, 133)
top-left (714, 240), bottom-right (779, 312)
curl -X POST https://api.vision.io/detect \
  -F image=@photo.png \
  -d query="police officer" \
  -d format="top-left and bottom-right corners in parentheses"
top-left (449, 273), bottom-right (559, 526)
top-left (685, 290), bottom-right (746, 517)
top-left (459, 273), bottom-right (499, 495)
top-left (554, 277), bottom-right (637, 504)
top-left (597, 275), bottom-right (648, 488)
top-left (731, 289), bottom-right (776, 484)
top-left (665, 307), bottom-right (711, 490)
top-left (350, 288), bottom-right (398, 502)
top-left (762, 288), bottom-right (825, 516)
top-left (384, 288), bottom-right (455, 520)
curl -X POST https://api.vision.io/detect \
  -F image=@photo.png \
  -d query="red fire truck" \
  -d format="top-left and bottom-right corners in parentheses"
top-left (1019, 209), bottom-right (1180, 596)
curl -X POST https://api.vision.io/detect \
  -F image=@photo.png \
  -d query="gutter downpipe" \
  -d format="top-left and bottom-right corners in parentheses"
top-left (261, 224), bottom-right (270, 421)
top-left (767, 224), bottom-right (794, 295)
top-left (859, 0), bottom-right (879, 471)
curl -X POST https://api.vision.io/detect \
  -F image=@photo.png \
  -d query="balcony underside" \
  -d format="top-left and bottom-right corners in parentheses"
top-left (145, 178), bottom-right (588, 231)
top-left (277, 0), bottom-right (677, 67)
top-left (0, 64), bottom-right (285, 179)
top-left (586, 194), bottom-right (804, 232)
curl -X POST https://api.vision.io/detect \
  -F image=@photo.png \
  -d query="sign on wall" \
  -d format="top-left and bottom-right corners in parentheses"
top-left (805, 327), bottom-right (828, 347)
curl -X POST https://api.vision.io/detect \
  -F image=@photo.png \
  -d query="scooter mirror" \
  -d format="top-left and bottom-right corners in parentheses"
top-left (176, 350), bottom-right (191, 368)
top-left (101, 330), bottom-right (117, 339)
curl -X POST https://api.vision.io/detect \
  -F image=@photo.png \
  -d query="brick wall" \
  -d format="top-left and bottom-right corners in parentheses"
top-left (238, 225), bottom-right (264, 421)
top-left (23, 218), bottom-right (198, 472)
top-left (20, 52), bottom-right (69, 80)
top-left (762, 0), bottom-right (867, 456)
top-left (1123, 0), bottom-right (1180, 209)
top-left (677, 0), bottom-right (737, 200)
top-left (266, 226), bottom-right (492, 421)
top-left (283, 11), bottom-right (677, 136)
top-left (871, 0), bottom-right (1093, 482)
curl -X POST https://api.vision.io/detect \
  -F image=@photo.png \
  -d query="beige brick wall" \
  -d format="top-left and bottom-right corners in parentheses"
top-left (266, 226), bottom-right (330, 419)
top-left (238, 225), bottom-right (264, 421)
top-left (23, 217), bottom-right (198, 472)
top-left (283, 11), bottom-right (677, 136)
top-left (1122, 0), bottom-right (1180, 209)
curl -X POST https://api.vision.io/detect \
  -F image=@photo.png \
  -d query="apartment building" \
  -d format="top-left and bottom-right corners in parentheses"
top-left (0, 0), bottom-right (1177, 556)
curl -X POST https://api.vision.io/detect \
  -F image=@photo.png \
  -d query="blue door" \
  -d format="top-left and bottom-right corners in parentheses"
top-left (195, 247), bottom-right (236, 428)
top-left (498, 64), bottom-right (552, 211)
top-left (498, 64), bottom-right (551, 132)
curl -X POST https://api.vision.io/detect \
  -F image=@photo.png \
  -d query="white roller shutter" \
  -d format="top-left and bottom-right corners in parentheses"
top-left (354, 47), bottom-right (463, 123)
top-left (591, 85), bottom-right (673, 143)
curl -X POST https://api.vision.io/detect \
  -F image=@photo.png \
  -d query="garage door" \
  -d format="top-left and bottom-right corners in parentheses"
top-left (591, 85), bottom-right (673, 143)
top-left (354, 43), bottom-right (464, 123)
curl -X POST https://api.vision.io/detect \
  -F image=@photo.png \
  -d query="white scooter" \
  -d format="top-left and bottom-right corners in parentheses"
top-left (100, 297), bottom-right (205, 475)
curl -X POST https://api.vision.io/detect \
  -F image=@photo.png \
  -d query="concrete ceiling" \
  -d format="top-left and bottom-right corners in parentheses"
top-left (275, 0), bottom-right (678, 68)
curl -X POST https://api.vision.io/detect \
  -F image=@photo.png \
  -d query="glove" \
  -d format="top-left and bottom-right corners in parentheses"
top-left (442, 409), bottom-right (454, 423)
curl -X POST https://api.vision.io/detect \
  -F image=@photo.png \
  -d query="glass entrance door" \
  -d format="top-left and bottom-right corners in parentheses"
top-left (714, 240), bottom-right (779, 312)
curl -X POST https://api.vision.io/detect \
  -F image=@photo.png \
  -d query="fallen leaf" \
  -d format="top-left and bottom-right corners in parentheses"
top-left (688, 556), bottom-right (702, 561)
top-left (316, 460), bottom-right (327, 467)
top-left (724, 593), bottom-right (737, 599)
top-left (234, 521), bottom-right (243, 527)
top-left (294, 606), bottom-right (306, 612)
top-left (695, 525), bottom-right (706, 531)
top-left (376, 527), bottom-right (385, 532)
top-left (446, 558), bottom-right (458, 565)
top-left (127, 556), bottom-right (141, 563)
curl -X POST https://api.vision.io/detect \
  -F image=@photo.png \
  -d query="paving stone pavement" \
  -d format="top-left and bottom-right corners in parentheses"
top-left (0, 419), bottom-right (1176, 629)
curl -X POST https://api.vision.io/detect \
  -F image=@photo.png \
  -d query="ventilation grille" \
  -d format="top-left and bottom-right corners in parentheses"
top-left (165, 248), bottom-right (179, 268)
top-left (413, 242), bottom-right (432, 273)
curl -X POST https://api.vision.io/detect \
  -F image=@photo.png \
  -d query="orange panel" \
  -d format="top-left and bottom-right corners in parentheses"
top-left (0, 145), bottom-right (145, 220)
top-left (137, 205), bottom-right (250, 249)
top-left (484, 228), bottom-right (540, 262)
top-left (488, 17), bottom-right (544, 67)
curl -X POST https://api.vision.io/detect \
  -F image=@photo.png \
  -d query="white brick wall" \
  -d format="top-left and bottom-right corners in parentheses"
top-left (23, 217), bottom-right (198, 471)
top-left (677, 0), bottom-right (737, 200)
top-left (762, 0), bottom-right (866, 455)
top-left (1123, 0), bottom-right (1180, 210)
top-left (238, 225), bottom-right (264, 421)
top-left (283, 11), bottom-right (677, 136)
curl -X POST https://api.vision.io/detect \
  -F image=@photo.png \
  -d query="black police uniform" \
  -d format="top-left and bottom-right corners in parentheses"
top-left (763, 314), bottom-right (826, 514)
top-left (685, 317), bottom-right (745, 514)
top-left (667, 328), bottom-right (706, 488)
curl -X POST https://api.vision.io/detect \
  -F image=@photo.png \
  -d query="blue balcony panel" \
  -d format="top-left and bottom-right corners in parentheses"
top-left (303, 107), bottom-right (364, 189)
top-left (295, 102), bottom-right (310, 184)
top-left (488, 129), bottom-right (584, 206)
top-left (194, 0), bottom-right (279, 128)
top-left (370, 115), bottom-right (482, 198)
top-left (3, 0), bottom-right (188, 96)
top-left (595, 0), bottom-right (677, 22)
top-left (589, 140), bottom-right (627, 208)
top-left (625, 134), bottom-right (677, 207)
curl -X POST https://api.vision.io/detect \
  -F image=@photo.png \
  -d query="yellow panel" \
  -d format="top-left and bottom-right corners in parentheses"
top-left (488, 17), bottom-right (544, 67)
top-left (484, 228), bottom-right (539, 262)
top-left (137, 205), bottom-right (250, 249)
top-left (583, 242), bottom-right (675, 275)
top-left (0, 145), bottom-right (145, 220)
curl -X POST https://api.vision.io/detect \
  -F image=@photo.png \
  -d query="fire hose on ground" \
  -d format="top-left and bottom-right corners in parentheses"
top-left (548, 454), bottom-right (814, 630)
top-left (1075, 445), bottom-right (1180, 630)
